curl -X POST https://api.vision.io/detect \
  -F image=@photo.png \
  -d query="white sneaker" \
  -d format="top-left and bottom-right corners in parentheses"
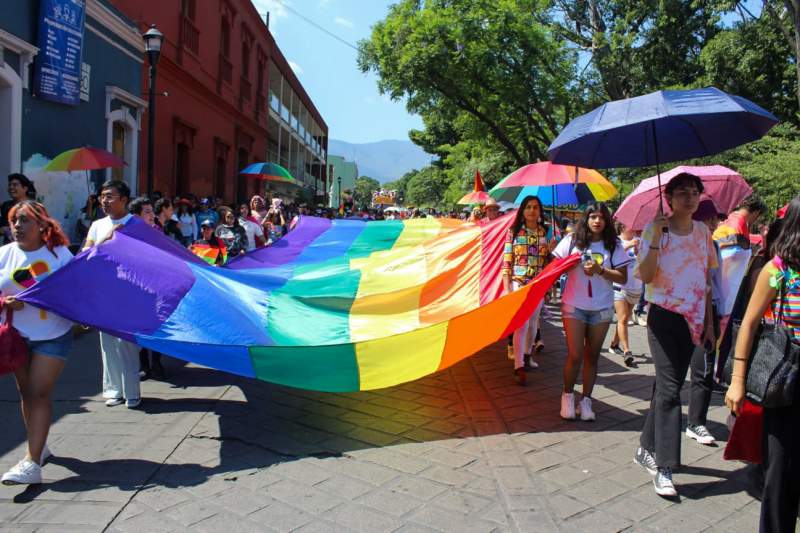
top-left (560, 392), bottom-right (576, 420)
top-left (578, 397), bottom-right (596, 421)
top-left (105, 398), bottom-right (124, 407)
top-left (1, 458), bottom-right (42, 485)
top-left (653, 467), bottom-right (678, 497)
top-left (685, 424), bottom-right (715, 445)
top-left (125, 398), bottom-right (141, 409)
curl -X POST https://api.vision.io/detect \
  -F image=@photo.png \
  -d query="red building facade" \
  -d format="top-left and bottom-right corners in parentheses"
top-left (110, 0), bottom-right (329, 203)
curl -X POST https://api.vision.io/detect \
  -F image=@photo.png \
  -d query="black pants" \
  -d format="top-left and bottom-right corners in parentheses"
top-left (688, 307), bottom-right (719, 426)
top-left (760, 399), bottom-right (800, 532)
top-left (640, 305), bottom-right (704, 468)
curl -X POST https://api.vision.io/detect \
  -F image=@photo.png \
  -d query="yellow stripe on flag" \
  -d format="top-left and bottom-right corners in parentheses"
top-left (355, 320), bottom-right (448, 390)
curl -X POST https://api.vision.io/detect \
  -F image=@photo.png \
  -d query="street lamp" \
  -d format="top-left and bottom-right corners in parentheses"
top-left (337, 176), bottom-right (342, 208)
top-left (143, 25), bottom-right (163, 196)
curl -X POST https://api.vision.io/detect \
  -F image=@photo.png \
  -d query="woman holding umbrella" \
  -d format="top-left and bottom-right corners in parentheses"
top-left (633, 173), bottom-right (718, 498)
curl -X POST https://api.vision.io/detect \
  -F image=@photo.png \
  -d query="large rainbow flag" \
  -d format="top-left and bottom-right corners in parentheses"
top-left (18, 216), bottom-right (577, 392)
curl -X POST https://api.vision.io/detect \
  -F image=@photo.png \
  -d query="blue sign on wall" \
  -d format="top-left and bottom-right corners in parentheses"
top-left (33, 0), bottom-right (86, 106)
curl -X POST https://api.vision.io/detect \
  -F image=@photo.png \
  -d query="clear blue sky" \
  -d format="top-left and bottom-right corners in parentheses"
top-left (251, 0), bottom-right (763, 144)
top-left (251, 0), bottom-right (423, 144)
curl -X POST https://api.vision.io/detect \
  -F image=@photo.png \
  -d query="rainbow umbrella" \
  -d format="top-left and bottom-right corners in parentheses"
top-left (44, 146), bottom-right (126, 194)
top-left (458, 170), bottom-right (491, 205)
top-left (240, 162), bottom-right (298, 185)
top-left (489, 162), bottom-right (617, 206)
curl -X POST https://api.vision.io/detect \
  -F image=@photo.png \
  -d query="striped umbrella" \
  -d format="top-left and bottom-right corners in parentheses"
top-left (488, 162), bottom-right (617, 206)
top-left (240, 162), bottom-right (298, 185)
top-left (44, 146), bottom-right (126, 193)
top-left (457, 170), bottom-right (490, 205)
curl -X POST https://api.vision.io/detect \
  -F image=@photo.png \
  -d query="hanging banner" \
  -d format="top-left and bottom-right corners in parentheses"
top-left (33, 0), bottom-right (86, 106)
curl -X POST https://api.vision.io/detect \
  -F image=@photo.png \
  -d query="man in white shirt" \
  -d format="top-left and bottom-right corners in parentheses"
top-left (83, 180), bottom-right (141, 408)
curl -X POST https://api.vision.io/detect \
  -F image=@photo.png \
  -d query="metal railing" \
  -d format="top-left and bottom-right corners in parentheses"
top-left (180, 16), bottom-right (199, 55)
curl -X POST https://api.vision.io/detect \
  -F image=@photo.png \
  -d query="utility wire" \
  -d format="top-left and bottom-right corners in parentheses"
top-left (265, 0), bottom-right (360, 52)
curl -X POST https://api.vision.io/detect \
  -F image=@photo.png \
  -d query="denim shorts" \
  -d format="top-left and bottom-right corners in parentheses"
top-left (25, 330), bottom-right (73, 360)
top-left (613, 285), bottom-right (642, 306)
top-left (561, 303), bottom-right (613, 325)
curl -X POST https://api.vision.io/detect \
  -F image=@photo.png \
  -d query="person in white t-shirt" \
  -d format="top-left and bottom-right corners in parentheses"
top-left (608, 222), bottom-right (642, 367)
top-left (0, 201), bottom-right (73, 485)
top-left (552, 202), bottom-right (630, 422)
top-left (83, 180), bottom-right (141, 410)
top-left (238, 203), bottom-right (265, 251)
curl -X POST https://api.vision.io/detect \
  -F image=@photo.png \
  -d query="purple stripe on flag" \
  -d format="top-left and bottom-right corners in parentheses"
top-left (18, 224), bottom-right (195, 335)
top-left (225, 216), bottom-right (332, 270)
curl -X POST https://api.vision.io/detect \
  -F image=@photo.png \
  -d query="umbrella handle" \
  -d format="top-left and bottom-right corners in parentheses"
top-left (652, 121), bottom-right (669, 234)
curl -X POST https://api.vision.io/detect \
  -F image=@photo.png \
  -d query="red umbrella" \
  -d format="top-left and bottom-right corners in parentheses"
top-left (614, 165), bottom-right (752, 230)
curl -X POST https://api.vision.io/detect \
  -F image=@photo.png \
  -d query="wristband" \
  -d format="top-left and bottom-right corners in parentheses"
top-left (649, 246), bottom-right (660, 250)
top-left (733, 357), bottom-right (748, 361)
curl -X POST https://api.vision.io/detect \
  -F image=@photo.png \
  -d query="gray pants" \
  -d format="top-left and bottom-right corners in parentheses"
top-left (100, 332), bottom-right (140, 401)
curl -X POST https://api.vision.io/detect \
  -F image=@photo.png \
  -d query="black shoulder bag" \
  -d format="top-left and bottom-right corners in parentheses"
top-left (723, 274), bottom-right (800, 407)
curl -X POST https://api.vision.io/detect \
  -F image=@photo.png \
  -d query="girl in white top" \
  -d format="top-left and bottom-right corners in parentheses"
top-left (0, 201), bottom-right (73, 485)
top-left (552, 202), bottom-right (630, 421)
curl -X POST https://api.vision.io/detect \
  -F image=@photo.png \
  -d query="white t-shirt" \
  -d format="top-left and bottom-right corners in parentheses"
top-left (239, 218), bottom-right (264, 252)
top-left (553, 233), bottom-right (631, 310)
top-left (87, 213), bottom-right (133, 246)
top-left (0, 243), bottom-right (73, 340)
top-left (619, 237), bottom-right (643, 292)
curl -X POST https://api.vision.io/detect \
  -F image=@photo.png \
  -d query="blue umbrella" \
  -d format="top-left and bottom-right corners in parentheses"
top-left (547, 87), bottom-right (778, 218)
top-left (547, 87), bottom-right (778, 169)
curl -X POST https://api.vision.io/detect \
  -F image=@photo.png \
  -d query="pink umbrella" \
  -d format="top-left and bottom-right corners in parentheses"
top-left (614, 165), bottom-right (752, 230)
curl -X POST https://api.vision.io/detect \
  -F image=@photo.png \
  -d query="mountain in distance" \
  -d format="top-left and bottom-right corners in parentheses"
top-left (328, 139), bottom-right (433, 184)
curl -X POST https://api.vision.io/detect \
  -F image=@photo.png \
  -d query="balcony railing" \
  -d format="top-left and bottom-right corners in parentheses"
top-left (240, 76), bottom-right (251, 103)
top-left (180, 16), bottom-right (199, 55)
top-left (219, 54), bottom-right (233, 85)
top-left (255, 92), bottom-right (265, 121)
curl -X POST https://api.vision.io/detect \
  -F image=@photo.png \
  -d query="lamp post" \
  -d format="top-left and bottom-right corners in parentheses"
top-left (143, 25), bottom-right (163, 196)
top-left (337, 176), bottom-right (342, 208)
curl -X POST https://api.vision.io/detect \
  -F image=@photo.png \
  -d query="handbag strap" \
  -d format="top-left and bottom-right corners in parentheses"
top-left (776, 270), bottom-right (787, 325)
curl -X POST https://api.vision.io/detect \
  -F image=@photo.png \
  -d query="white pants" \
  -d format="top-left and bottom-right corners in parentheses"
top-left (512, 280), bottom-right (544, 370)
top-left (100, 332), bottom-right (141, 401)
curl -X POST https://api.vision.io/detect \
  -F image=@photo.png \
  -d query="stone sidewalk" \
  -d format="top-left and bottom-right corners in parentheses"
top-left (0, 306), bottom-right (763, 532)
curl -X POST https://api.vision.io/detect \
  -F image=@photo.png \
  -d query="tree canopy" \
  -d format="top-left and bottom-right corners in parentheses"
top-left (359, 0), bottom-right (800, 211)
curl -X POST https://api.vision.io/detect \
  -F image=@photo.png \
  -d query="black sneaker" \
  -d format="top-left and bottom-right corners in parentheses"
top-left (608, 344), bottom-right (624, 356)
top-left (623, 351), bottom-right (635, 367)
top-left (634, 447), bottom-right (657, 475)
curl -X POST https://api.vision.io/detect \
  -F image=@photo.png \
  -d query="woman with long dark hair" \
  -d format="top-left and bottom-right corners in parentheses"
top-left (633, 173), bottom-right (717, 498)
top-left (502, 195), bottom-right (554, 385)
top-left (726, 196), bottom-right (800, 532)
top-left (553, 202), bottom-right (629, 422)
top-left (0, 201), bottom-right (72, 485)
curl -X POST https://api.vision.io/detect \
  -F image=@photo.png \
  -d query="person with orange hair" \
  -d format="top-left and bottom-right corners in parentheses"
top-left (0, 201), bottom-right (73, 485)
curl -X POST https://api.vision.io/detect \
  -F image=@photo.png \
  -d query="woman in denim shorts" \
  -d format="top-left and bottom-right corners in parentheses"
top-left (0, 201), bottom-right (73, 486)
top-left (552, 203), bottom-right (630, 421)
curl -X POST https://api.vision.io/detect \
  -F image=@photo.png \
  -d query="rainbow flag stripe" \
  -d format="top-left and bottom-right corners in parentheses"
top-left (189, 243), bottom-right (228, 265)
top-left (19, 217), bottom-right (576, 391)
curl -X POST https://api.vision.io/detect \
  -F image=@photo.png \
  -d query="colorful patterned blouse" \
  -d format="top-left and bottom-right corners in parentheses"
top-left (502, 225), bottom-right (553, 284)
top-left (766, 256), bottom-right (800, 341)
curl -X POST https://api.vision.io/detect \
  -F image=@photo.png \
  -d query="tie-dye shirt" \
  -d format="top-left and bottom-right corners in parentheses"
top-left (636, 221), bottom-right (717, 345)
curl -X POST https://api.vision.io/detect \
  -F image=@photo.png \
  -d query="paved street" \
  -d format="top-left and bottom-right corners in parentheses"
top-left (0, 305), bottom-right (762, 532)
